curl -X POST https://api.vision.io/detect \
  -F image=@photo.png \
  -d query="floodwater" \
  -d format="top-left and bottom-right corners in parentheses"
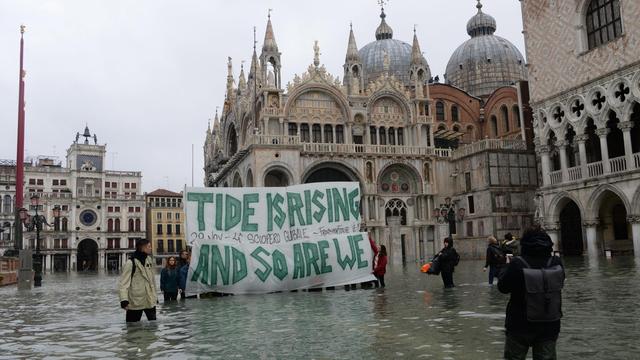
top-left (1, 257), bottom-right (639, 359)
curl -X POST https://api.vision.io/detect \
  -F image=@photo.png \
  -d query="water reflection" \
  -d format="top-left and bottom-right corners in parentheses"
top-left (0, 258), bottom-right (639, 359)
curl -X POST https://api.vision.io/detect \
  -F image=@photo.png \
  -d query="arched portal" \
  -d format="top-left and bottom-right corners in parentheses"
top-left (77, 239), bottom-right (98, 271)
top-left (593, 190), bottom-right (631, 253)
top-left (303, 162), bottom-right (361, 184)
top-left (232, 172), bottom-right (243, 187)
top-left (560, 200), bottom-right (583, 255)
top-left (264, 169), bottom-right (290, 187)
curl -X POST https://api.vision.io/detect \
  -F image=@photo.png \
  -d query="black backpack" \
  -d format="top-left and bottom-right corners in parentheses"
top-left (517, 256), bottom-right (565, 322)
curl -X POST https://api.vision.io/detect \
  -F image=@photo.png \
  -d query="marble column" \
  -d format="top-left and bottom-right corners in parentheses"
top-left (545, 222), bottom-right (560, 253)
top-left (387, 216), bottom-right (402, 265)
top-left (538, 145), bottom-right (551, 186)
top-left (620, 121), bottom-right (635, 169)
top-left (557, 140), bottom-right (568, 182)
top-left (628, 217), bottom-right (640, 258)
top-left (584, 220), bottom-right (599, 260)
top-left (576, 135), bottom-right (588, 179)
top-left (596, 128), bottom-right (610, 173)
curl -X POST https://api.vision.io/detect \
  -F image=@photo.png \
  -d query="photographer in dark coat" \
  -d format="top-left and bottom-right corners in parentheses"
top-left (498, 226), bottom-right (564, 360)
top-left (437, 237), bottom-right (459, 288)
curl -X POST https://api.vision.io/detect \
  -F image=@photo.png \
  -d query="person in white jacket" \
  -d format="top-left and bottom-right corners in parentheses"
top-left (118, 239), bottom-right (158, 322)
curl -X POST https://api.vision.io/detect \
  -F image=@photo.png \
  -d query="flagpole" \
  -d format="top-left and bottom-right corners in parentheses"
top-left (15, 25), bottom-right (26, 251)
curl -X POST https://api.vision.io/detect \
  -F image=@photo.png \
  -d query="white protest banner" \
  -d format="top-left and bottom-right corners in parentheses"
top-left (183, 182), bottom-right (376, 294)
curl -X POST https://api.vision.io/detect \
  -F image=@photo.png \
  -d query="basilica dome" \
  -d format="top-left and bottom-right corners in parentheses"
top-left (359, 9), bottom-right (431, 87)
top-left (445, 1), bottom-right (526, 98)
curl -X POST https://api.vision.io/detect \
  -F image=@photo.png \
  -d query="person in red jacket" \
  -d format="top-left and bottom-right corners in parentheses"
top-left (374, 245), bottom-right (388, 288)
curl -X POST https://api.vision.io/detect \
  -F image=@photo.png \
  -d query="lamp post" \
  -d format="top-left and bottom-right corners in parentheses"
top-left (18, 195), bottom-right (60, 287)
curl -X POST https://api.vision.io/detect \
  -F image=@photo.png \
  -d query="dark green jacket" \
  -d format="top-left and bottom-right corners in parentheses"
top-left (160, 268), bottom-right (179, 293)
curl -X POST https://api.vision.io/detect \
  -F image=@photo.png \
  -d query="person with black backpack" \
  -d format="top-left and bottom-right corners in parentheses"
top-left (437, 237), bottom-right (460, 288)
top-left (118, 239), bottom-right (158, 322)
top-left (498, 226), bottom-right (565, 360)
top-left (484, 236), bottom-right (506, 285)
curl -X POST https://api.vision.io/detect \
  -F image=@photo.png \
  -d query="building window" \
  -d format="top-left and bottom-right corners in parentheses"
top-left (370, 126), bottom-right (377, 145)
top-left (105, 181), bottom-right (110, 188)
top-left (501, 105), bottom-right (510, 132)
top-left (176, 224), bottom-right (181, 235)
top-left (114, 219), bottom-right (120, 232)
top-left (156, 212), bottom-right (162, 220)
top-left (335, 125), bottom-right (344, 144)
top-left (157, 224), bottom-right (163, 235)
top-left (324, 124), bottom-right (333, 143)
top-left (125, 183), bottom-right (130, 189)
top-left (312, 124), bottom-right (321, 143)
top-left (128, 219), bottom-right (134, 231)
top-left (135, 219), bottom-right (141, 232)
top-left (465, 172), bottom-right (472, 192)
top-left (53, 179), bottom-right (59, 186)
top-left (135, 207), bottom-right (141, 212)
top-left (388, 127), bottom-right (395, 145)
top-left (468, 195), bottom-right (475, 214)
top-left (379, 128), bottom-right (387, 145)
top-left (37, 179), bottom-right (44, 185)
top-left (586, 0), bottom-right (622, 50)
top-left (61, 218), bottom-right (68, 232)
top-left (131, 183), bottom-right (137, 189)
top-left (128, 206), bottom-right (134, 212)
top-left (157, 240), bottom-right (164, 254)
top-left (436, 101), bottom-right (445, 121)
top-left (177, 239), bottom-right (183, 252)
top-left (397, 128), bottom-right (404, 146)
top-left (167, 224), bottom-right (173, 235)
top-left (108, 219), bottom-right (113, 232)
top-left (288, 123), bottom-right (298, 136)
top-left (300, 124), bottom-right (310, 142)
top-left (491, 115), bottom-right (498, 137)
top-left (176, 213), bottom-right (180, 220)
top-left (513, 105), bottom-right (521, 128)
top-left (466, 221), bottom-right (473, 237)
top-left (451, 105), bottom-right (459, 122)
top-left (168, 239), bottom-right (175, 253)
top-left (60, 180), bottom-right (67, 186)
top-left (128, 238), bottom-right (135, 248)
top-left (167, 212), bottom-right (172, 220)
top-left (115, 206), bottom-right (120, 212)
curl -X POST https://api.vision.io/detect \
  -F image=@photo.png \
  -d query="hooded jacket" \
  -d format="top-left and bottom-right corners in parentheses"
top-left (118, 251), bottom-right (157, 310)
top-left (498, 230), bottom-right (563, 341)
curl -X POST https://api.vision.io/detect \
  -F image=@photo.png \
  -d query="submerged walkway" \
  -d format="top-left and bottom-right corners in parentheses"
top-left (1, 257), bottom-right (639, 359)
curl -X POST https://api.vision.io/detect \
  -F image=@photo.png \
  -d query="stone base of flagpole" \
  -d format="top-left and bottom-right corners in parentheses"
top-left (17, 249), bottom-right (33, 290)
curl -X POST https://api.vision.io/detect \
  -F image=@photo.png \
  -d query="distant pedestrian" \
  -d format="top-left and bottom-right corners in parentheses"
top-left (499, 226), bottom-right (565, 360)
top-left (501, 233), bottom-right (520, 259)
top-left (118, 239), bottom-right (158, 322)
top-left (178, 249), bottom-right (189, 268)
top-left (373, 245), bottom-right (388, 288)
top-left (437, 237), bottom-right (459, 288)
top-left (483, 236), bottom-right (506, 285)
top-left (178, 250), bottom-right (195, 299)
top-left (160, 256), bottom-right (179, 302)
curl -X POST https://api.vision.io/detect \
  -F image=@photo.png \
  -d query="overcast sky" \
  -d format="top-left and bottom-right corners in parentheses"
top-left (0, 0), bottom-right (525, 192)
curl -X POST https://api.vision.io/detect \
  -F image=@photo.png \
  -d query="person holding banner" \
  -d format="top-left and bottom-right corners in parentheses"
top-left (160, 256), bottom-right (180, 302)
top-left (373, 245), bottom-right (388, 288)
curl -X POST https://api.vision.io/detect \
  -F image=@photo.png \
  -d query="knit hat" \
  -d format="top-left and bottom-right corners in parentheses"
top-left (520, 228), bottom-right (553, 256)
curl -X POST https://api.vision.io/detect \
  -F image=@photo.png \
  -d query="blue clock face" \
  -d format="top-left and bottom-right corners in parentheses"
top-left (79, 210), bottom-right (97, 226)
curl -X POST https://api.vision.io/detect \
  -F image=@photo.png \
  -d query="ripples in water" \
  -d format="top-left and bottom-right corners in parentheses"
top-left (0, 257), bottom-right (639, 359)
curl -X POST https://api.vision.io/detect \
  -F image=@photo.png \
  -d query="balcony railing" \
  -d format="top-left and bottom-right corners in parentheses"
top-left (452, 139), bottom-right (528, 160)
top-left (567, 166), bottom-right (582, 181)
top-left (253, 135), bottom-right (300, 146)
top-left (547, 155), bottom-right (640, 187)
top-left (549, 170), bottom-right (562, 185)
top-left (301, 143), bottom-right (451, 157)
top-left (609, 156), bottom-right (627, 174)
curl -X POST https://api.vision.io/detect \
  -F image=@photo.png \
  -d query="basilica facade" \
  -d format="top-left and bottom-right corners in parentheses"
top-left (204, 2), bottom-right (538, 262)
top-left (521, 0), bottom-right (640, 257)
